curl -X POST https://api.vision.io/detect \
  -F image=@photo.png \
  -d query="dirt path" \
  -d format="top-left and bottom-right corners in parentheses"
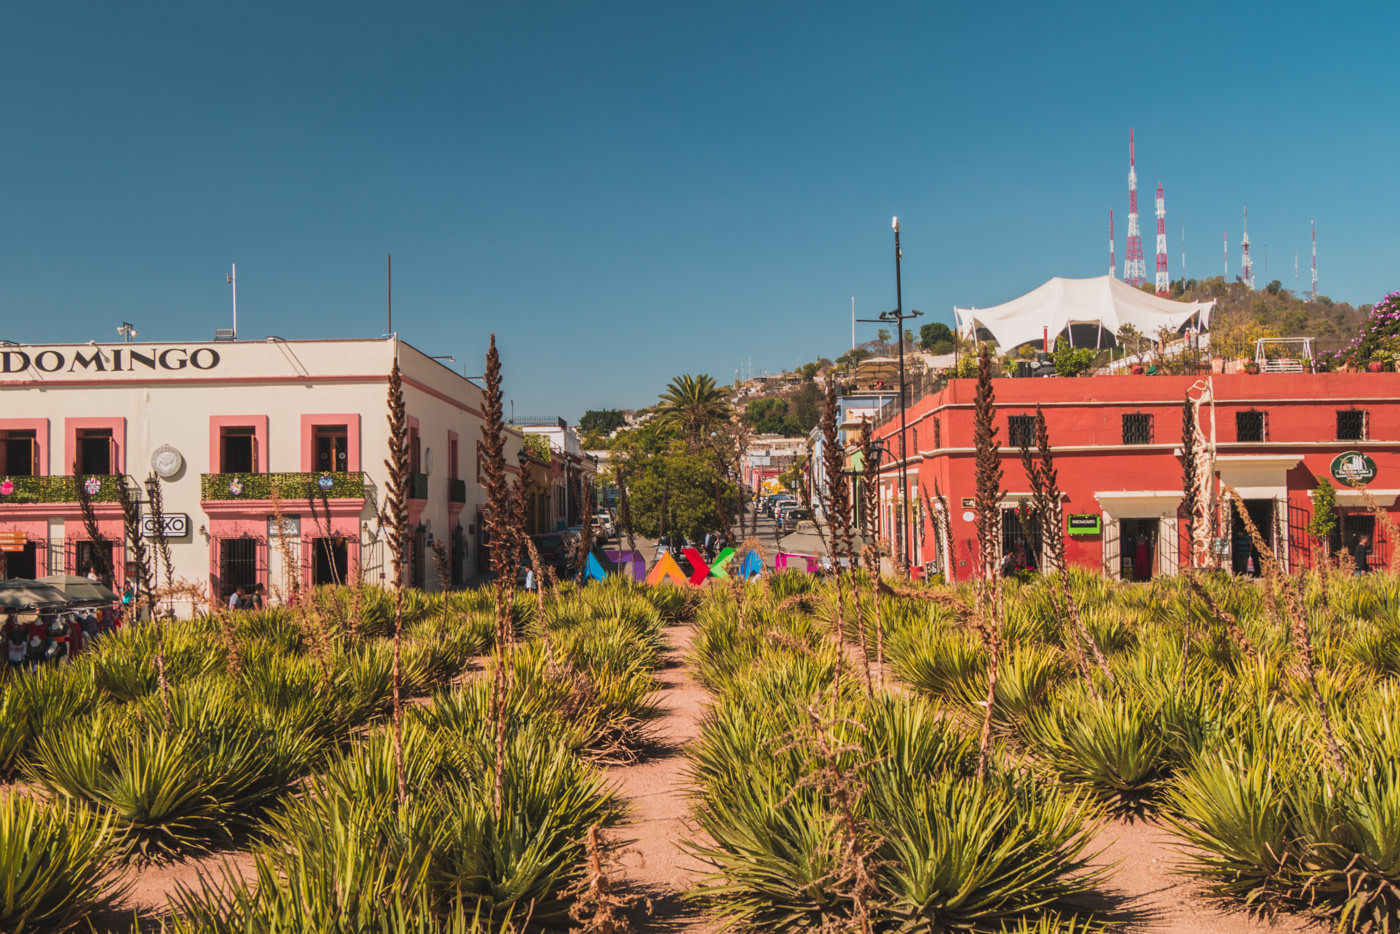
top-left (1087, 819), bottom-right (1321, 933)
top-left (608, 619), bottom-right (715, 932)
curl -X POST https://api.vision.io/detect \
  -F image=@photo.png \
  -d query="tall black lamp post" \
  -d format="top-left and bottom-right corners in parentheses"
top-left (859, 217), bottom-right (921, 577)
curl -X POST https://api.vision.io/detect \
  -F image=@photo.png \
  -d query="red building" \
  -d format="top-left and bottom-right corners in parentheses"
top-left (868, 373), bottom-right (1400, 581)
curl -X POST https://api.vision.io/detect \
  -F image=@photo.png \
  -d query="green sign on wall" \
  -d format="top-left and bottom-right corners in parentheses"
top-left (1067, 513), bottom-right (1102, 536)
top-left (1331, 451), bottom-right (1377, 487)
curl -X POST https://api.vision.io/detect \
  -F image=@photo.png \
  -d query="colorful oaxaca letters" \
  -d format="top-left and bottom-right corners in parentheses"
top-left (603, 550), bottom-right (647, 582)
top-left (630, 547), bottom-right (765, 586)
top-left (584, 552), bottom-right (608, 582)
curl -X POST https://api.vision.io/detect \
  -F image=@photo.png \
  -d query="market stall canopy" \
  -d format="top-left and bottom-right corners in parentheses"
top-left (38, 574), bottom-right (119, 603)
top-left (0, 579), bottom-right (70, 609)
top-left (954, 276), bottom-right (1214, 350)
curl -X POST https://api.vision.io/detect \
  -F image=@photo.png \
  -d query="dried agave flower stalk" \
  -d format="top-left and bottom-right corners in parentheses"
top-left (971, 344), bottom-right (1002, 781)
top-left (383, 357), bottom-right (412, 804)
top-left (1222, 481), bottom-right (1344, 774)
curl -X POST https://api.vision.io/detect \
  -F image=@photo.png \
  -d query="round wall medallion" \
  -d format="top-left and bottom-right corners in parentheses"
top-left (151, 444), bottom-right (185, 479)
top-left (228, 478), bottom-right (244, 496)
top-left (317, 474), bottom-right (335, 491)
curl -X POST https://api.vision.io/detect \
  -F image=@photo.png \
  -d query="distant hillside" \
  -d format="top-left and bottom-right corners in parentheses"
top-left (1165, 276), bottom-right (1369, 359)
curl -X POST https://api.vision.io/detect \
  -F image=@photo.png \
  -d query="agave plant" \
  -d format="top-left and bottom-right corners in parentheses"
top-left (1021, 689), bottom-right (1171, 816)
top-left (0, 793), bottom-right (125, 932)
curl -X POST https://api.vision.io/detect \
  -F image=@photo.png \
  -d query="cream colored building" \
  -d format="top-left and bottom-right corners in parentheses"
top-left (0, 337), bottom-right (522, 608)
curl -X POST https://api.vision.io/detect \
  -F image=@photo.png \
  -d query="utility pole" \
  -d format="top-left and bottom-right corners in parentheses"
top-left (226, 264), bottom-right (237, 339)
top-left (859, 217), bottom-right (921, 577)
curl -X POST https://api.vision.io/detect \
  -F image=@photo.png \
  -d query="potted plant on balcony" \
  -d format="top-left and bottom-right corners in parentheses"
top-left (1243, 360), bottom-right (1261, 374)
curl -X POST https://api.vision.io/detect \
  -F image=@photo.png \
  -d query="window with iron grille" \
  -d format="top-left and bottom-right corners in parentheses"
top-left (1122, 413), bottom-right (1153, 445)
top-left (1236, 410), bottom-right (1266, 442)
top-left (1337, 409), bottom-right (1367, 442)
top-left (933, 418), bottom-right (941, 449)
top-left (1008, 415), bottom-right (1036, 449)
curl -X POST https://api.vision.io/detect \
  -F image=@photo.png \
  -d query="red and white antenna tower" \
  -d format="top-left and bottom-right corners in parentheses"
top-left (1123, 130), bottom-right (1146, 285)
top-left (1311, 218), bottom-right (1318, 299)
top-left (1240, 206), bottom-right (1253, 289)
top-left (1154, 183), bottom-right (1169, 296)
top-left (1109, 209), bottom-right (1116, 277)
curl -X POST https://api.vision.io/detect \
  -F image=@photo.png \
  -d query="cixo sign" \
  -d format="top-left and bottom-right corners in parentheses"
top-left (0, 347), bottom-right (222, 375)
top-left (586, 547), bottom-right (765, 585)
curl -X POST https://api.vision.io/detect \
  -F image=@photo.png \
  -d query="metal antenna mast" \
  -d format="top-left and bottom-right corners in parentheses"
top-left (1154, 183), bottom-right (1169, 296)
top-left (1123, 130), bottom-right (1147, 285)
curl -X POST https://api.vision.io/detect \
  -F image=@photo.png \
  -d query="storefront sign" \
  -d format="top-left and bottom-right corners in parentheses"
top-left (1331, 451), bottom-right (1377, 487)
top-left (1067, 513), bottom-right (1102, 536)
top-left (0, 347), bottom-right (221, 376)
top-left (268, 516), bottom-right (301, 538)
top-left (141, 514), bottom-right (190, 538)
top-left (0, 531), bottom-right (28, 552)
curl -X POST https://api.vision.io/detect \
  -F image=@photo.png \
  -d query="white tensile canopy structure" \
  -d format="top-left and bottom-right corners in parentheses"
top-left (954, 275), bottom-right (1214, 349)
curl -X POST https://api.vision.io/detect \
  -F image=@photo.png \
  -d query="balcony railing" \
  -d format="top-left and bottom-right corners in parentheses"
top-left (409, 472), bottom-right (429, 500)
top-left (0, 474), bottom-right (125, 504)
top-left (448, 478), bottom-right (467, 504)
top-left (200, 471), bottom-right (367, 502)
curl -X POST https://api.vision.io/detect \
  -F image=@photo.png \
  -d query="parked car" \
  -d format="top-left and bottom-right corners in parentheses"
top-left (527, 532), bottom-right (576, 577)
top-left (590, 515), bottom-right (614, 542)
top-left (767, 496), bottom-right (797, 518)
top-left (781, 507), bottom-right (813, 531)
top-left (774, 501), bottom-right (802, 525)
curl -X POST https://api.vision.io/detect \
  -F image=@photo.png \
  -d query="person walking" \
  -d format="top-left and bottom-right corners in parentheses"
top-left (1352, 534), bottom-right (1371, 574)
top-left (228, 586), bottom-right (243, 610)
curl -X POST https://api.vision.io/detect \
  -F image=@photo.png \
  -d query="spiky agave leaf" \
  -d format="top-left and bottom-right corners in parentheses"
top-left (1022, 689), bottom-right (1171, 816)
top-left (0, 793), bottom-right (125, 933)
top-left (872, 772), bottom-right (1105, 928)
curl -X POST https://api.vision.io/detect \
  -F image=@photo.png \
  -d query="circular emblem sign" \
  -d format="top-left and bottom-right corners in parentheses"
top-left (228, 478), bottom-right (245, 496)
top-left (83, 477), bottom-right (102, 496)
top-left (1331, 451), bottom-right (1377, 487)
top-left (317, 474), bottom-right (335, 492)
top-left (0, 480), bottom-right (12, 497)
top-left (150, 444), bottom-right (184, 479)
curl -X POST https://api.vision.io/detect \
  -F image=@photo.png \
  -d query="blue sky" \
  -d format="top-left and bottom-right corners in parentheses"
top-left (3, 2), bottom-right (1396, 419)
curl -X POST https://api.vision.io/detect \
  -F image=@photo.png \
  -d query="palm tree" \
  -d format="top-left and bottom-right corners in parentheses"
top-left (656, 373), bottom-right (730, 449)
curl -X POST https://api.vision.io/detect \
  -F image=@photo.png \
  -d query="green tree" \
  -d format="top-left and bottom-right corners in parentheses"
top-left (789, 382), bottom-right (823, 433)
top-left (836, 347), bottom-right (872, 369)
top-left (579, 409), bottom-right (626, 435)
top-left (798, 362), bottom-right (818, 381)
top-left (919, 321), bottom-right (955, 353)
top-left (1308, 479), bottom-right (1339, 555)
top-left (629, 451), bottom-right (738, 543)
top-left (876, 328), bottom-right (891, 352)
top-left (1051, 337), bottom-right (1097, 377)
top-left (655, 373), bottom-right (731, 449)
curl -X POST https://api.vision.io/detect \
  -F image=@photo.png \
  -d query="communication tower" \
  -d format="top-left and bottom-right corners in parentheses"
top-left (1154, 183), bottom-right (1169, 296)
top-left (1240, 206), bottom-right (1253, 289)
top-left (1123, 130), bottom-right (1147, 285)
top-left (1109, 209), bottom-right (1115, 277)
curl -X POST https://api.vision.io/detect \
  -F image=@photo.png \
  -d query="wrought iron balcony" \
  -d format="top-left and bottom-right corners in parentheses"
top-left (409, 472), bottom-right (429, 500)
top-left (448, 478), bottom-right (467, 504)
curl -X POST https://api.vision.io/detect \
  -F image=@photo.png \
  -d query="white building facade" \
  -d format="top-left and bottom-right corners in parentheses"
top-left (0, 337), bottom-right (522, 607)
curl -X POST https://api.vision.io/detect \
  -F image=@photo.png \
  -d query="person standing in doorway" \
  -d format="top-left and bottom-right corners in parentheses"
top-left (86, 566), bottom-right (99, 582)
top-left (1352, 534), bottom-right (1371, 574)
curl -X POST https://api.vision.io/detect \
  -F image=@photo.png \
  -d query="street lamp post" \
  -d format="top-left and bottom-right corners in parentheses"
top-left (858, 217), bottom-right (921, 577)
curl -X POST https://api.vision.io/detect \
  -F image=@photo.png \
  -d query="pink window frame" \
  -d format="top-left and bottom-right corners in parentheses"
top-left (64, 417), bottom-right (125, 475)
top-left (300, 414), bottom-right (362, 472)
top-left (208, 415), bottom-right (269, 473)
top-left (0, 418), bottom-right (50, 475)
